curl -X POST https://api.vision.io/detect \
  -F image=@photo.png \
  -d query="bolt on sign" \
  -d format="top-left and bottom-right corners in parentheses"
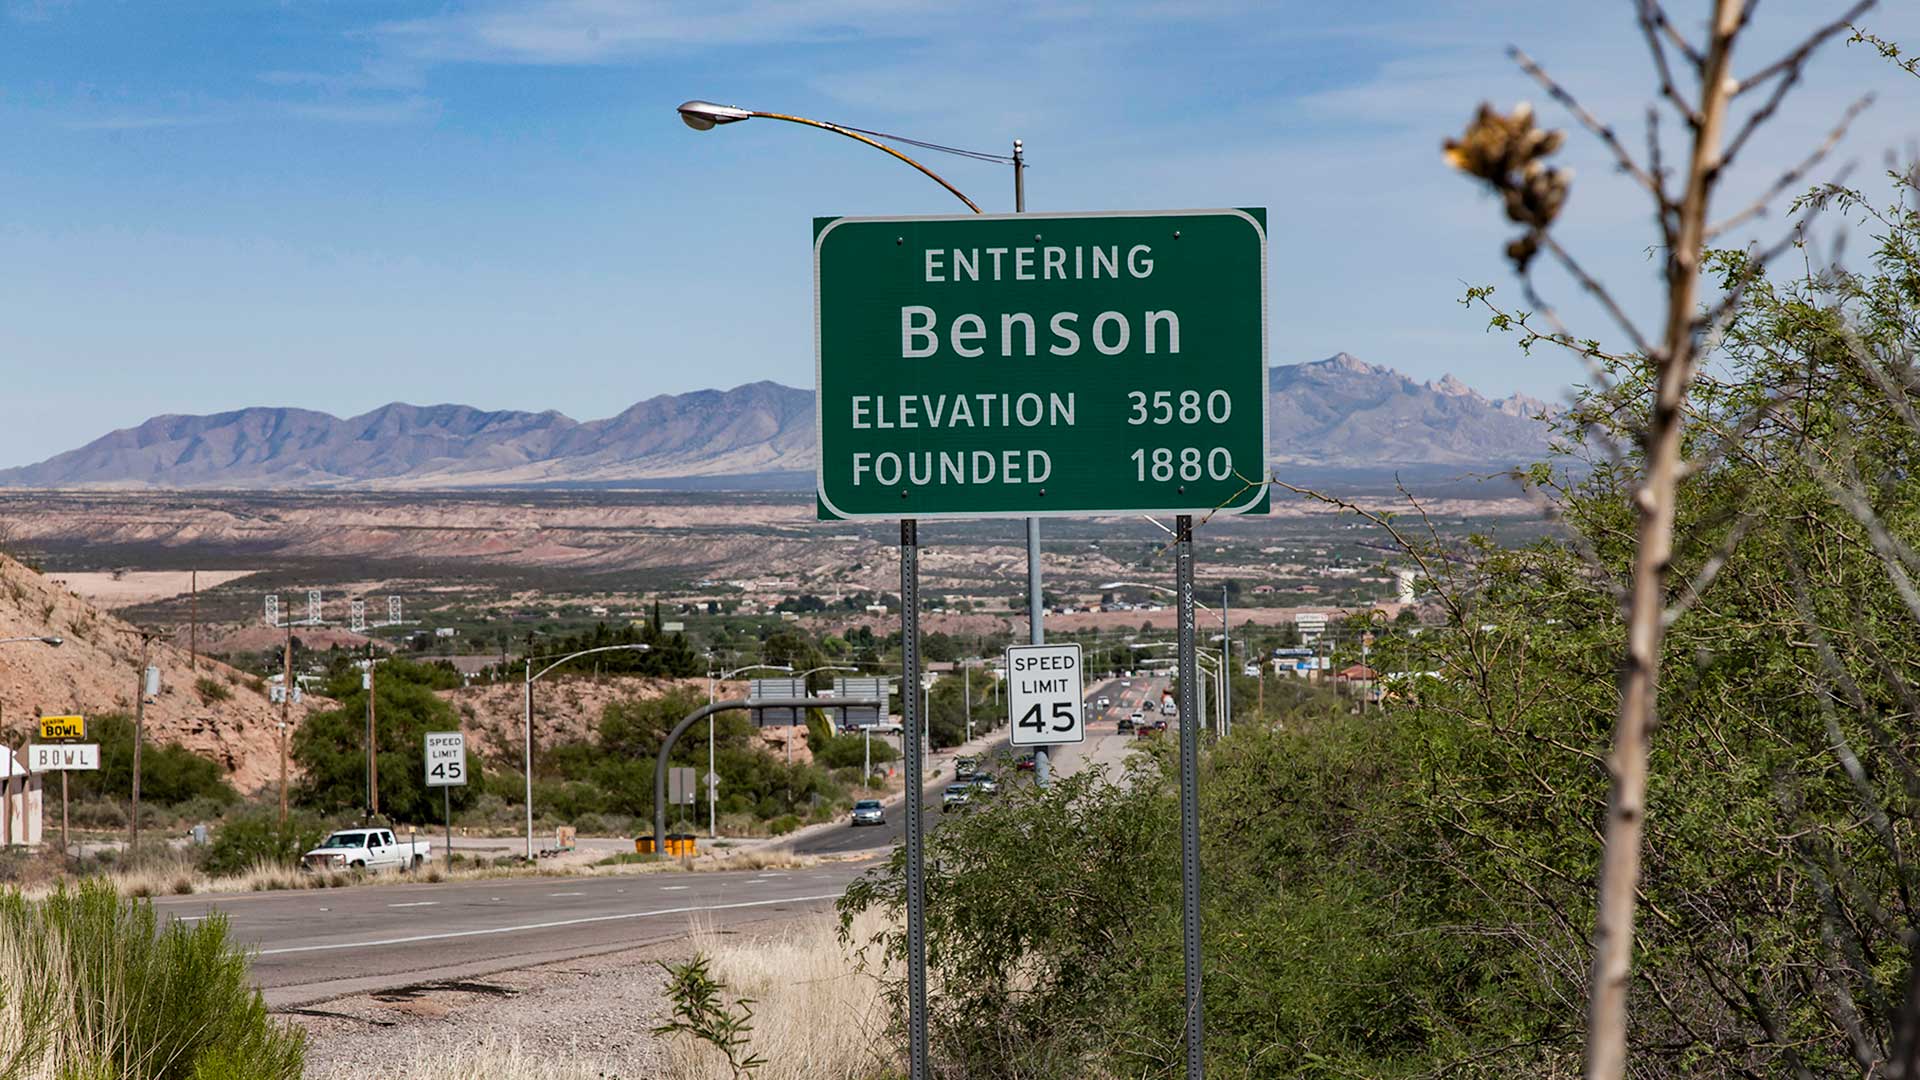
top-left (814, 209), bottom-right (1270, 519)
top-left (38, 715), bottom-right (85, 740)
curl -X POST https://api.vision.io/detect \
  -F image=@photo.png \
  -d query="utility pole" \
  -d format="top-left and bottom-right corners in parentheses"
top-left (279, 623), bottom-right (292, 824)
top-left (366, 644), bottom-right (379, 819)
top-left (189, 569), bottom-right (198, 671)
top-left (1221, 585), bottom-right (1232, 736)
top-left (130, 628), bottom-right (163, 862)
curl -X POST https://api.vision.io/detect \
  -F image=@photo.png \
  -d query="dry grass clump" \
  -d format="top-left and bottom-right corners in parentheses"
top-left (376, 1036), bottom-right (610, 1080)
top-left (0, 882), bottom-right (305, 1078)
top-left (660, 909), bottom-right (894, 1080)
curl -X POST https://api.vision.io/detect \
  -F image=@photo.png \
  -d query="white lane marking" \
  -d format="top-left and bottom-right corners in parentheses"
top-left (258, 893), bottom-right (843, 955)
top-left (659, 885), bottom-right (690, 891)
top-left (388, 901), bottom-right (438, 908)
top-left (549, 891), bottom-right (585, 897)
top-left (177, 915), bottom-right (209, 922)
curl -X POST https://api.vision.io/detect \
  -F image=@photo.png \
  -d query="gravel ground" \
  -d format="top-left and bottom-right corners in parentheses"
top-left (291, 935), bottom-right (693, 1079)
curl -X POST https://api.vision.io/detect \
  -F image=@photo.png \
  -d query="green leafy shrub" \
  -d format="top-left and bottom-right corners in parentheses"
top-left (0, 880), bottom-right (305, 1078)
top-left (200, 809), bottom-right (328, 877)
top-left (193, 675), bottom-right (232, 704)
top-left (293, 658), bottom-right (484, 822)
top-left (67, 714), bottom-right (239, 808)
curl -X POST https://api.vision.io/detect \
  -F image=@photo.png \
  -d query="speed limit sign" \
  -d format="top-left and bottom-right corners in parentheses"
top-left (424, 732), bottom-right (467, 787)
top-left (1007, 643), bottom-right (1085, 746)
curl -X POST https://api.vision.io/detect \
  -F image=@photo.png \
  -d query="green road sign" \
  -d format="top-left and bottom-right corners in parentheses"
top-left (814, 209), bottom-right (1269, 520)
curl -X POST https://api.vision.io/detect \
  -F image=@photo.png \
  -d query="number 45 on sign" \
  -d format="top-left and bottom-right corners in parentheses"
top-left (1008, 643), bottom-right (1085, 747)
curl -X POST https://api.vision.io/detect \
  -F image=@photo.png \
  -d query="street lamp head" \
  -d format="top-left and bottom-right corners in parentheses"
top-left (678, 100), bottom-right (753, 131)
top-left (628, 643), bottom-right (652, 652)
top-left (40, 636), bottom-right (63, 647)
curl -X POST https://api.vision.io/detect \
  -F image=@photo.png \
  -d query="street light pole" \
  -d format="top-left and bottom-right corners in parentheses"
top-left (523, 643), bottom-right (650, 860)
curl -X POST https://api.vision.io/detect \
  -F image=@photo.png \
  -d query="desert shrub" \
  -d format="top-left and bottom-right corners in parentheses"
top-left (813, 732), bottom-right (898, 770)
top-left (194, 675), bottom-right (232, 704)
top-left (0, 881), bottom-right (305, 1078)
top-left (768, 815), bottom-right (801, 836)
top-left (67, 714), bottom-right (239, 808)
top-left (293, 660), bottom-right (483, 822)
top-left (201, 809), bottom-right (328, 877)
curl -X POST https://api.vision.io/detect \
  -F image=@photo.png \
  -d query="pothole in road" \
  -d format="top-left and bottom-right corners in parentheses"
top-left (371, 979), bottom-right (519, 1003)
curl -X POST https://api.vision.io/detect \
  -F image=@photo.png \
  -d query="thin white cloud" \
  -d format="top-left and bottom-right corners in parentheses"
top-left (370, 0), bottom-right (1288, 65)
top-left (5, 0), bottom-right (71, 23)
top-left (62, 112), bottom-right (226, 131)
top-left (284, 94), bottom-right (441, 125)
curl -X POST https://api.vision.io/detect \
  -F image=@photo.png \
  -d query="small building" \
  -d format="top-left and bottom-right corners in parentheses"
top-left (0, 750), bottom-right (44, 848)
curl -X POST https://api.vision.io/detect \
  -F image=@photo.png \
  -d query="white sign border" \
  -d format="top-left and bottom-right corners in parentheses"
top-left (423, 731), bottom-right (468, 788)
top-left (1006, 642), bottom-right (1087, 747)
top-left (814, 207), bottom-right (1270, 521)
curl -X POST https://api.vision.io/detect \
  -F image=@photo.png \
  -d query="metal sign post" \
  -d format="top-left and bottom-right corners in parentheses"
top-left (1175, 514), bottom-right (1205, 1078)
top-left (424, 732), bottom-right (466, 871)
top-left (900, 519), bottom-right (929, 1080)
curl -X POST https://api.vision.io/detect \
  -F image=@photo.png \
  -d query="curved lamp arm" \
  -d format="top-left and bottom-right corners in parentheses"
top-left (679, 101), bottom-right (983, 214)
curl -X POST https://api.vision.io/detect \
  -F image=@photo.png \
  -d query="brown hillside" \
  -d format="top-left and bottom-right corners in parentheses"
top-left (0, 554), bottom-right (325, 794)
top-left (443, 675), bottom-right (810, 766)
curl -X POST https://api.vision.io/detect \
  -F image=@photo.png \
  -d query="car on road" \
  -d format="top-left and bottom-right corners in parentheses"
top-left (1118, 715), bottom-right (1135, 732)
top-left (869, 721), bottom-right (905, 735)
top-left (850, 799), bottom-right (886, 826)
top-left (1153, 718), bottom-right (1170, 732)
top-left (959, 771), bottom-right (998, 795)
top-left (1135, 725), bottom-right (1156, 738)
top-left (302, 828), bottom-right (430, 873)
top-left (1015, 753), bottom-right (1036, 771)
top-left (1129, 710), bottom-right (1145, 725)
top-left (1095, 696), bottom-right (1111, 709)
top-left (942, 784), bottom-right (974, 811)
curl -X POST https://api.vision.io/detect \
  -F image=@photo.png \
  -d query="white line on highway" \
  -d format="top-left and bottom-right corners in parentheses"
top-left (257, 893), bottom-right (843, 956)
top-left (388, 902), bottom-right (438, 908)
top-left (549, 891), bottom-right (585, 897)
top-left (659, 885), bottom-right (689, 891)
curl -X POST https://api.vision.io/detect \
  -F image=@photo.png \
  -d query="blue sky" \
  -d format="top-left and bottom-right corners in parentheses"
top-left (2, 1), bottom-right (1917, 468)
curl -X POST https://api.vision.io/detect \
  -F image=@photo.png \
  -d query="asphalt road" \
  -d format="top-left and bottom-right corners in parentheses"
top-left (153, 861), bottom-right (873, 1009)
top-left (158, 674), bottom-right (1167, 1009)
top-left (792, 674), bottom-right (1165, 856)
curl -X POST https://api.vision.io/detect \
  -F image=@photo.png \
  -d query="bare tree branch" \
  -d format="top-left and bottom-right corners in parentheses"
top-left (1637, 1), bottom-right (1704, 127)
top-left (1708, 94), bottom-right (1873, 238)
top-left (1510, 46), bottom-right (1666, 202)
top-left (1734, 0), bottom-right (1876, 98)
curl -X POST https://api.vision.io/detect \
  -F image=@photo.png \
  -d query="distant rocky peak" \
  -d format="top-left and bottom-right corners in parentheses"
top-left (1497, 392), bottom-right (1556, 418)
top-left (1425, 373), bottom-right (1479, 398)
top-left (1315, 352), bottom-right (1378, 375)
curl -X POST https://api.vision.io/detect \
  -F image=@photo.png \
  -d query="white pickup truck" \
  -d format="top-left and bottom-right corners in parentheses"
top-left (302, 828), bottom-right (431, 873)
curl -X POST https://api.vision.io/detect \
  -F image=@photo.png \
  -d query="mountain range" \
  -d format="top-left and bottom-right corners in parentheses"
top-left (0, 355), bottom-right (1554, 489)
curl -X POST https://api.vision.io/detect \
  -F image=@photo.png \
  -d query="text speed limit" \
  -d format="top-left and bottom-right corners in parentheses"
top-left (424, 731), bottom-right (467, 787)
top-left (1007, 643), bottom-right (1085, 746)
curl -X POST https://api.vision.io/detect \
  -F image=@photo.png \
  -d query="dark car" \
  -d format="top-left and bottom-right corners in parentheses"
top-left (1153, 718), bottom-right (1170, 732)
top-left (1118, 715), bottom-right (1136, 732)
